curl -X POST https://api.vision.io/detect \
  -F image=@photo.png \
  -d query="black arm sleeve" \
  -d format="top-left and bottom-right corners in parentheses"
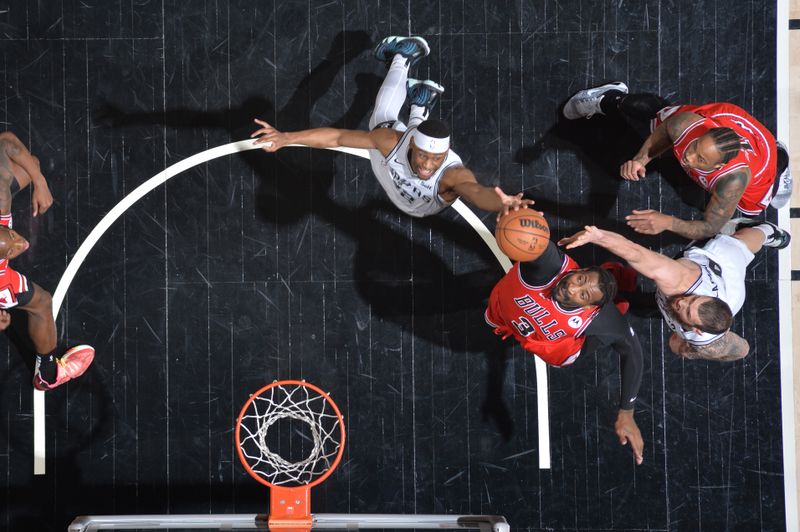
top-left (582, 304), bottom-right (643, 410)
top-left (517, 241), bottom-right (564, 285)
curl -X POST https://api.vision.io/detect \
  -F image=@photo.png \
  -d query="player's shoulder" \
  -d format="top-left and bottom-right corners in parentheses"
top-left (369, 127), bottom-right (403, 154)
top-left (665, 111), bottom-right (705, 139)
top-left (705, 101), bottom-right (749, 115)
top-left (584, 302), bottom-right (630, 337)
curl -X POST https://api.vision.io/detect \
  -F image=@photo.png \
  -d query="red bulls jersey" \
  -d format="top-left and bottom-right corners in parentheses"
top-left (653, 103), bottom-right (777, 214)
top-left (485, 254), bottom-right (601, 367)
top-left (0, 214), bottom-right (30, 309)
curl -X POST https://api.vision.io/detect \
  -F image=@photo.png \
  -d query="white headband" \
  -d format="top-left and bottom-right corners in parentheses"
top-left (413, 130), bottom-right (450, 154)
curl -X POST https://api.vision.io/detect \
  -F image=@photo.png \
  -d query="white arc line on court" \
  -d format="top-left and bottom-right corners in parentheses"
top-left (34, 139), bottom-right (550, 474)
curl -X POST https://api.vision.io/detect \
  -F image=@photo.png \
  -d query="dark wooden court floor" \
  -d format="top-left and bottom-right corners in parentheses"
top-left (0, 1), bottom-right (785, 531)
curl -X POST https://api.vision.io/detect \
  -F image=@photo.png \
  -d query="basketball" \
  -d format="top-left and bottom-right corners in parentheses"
top-left (495, 209), bottom-right (550, 262)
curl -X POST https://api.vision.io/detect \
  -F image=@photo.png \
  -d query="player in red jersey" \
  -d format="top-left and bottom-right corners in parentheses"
top-left (0, 132), bottom-right (94, 390)
top-left (563, 83), bottom-right (792, 240)
top-left (485, 212), bottom-right (644, 464)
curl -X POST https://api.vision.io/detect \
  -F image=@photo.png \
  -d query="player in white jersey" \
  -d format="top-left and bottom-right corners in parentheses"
top-left (559, 220), bottom-right (790, 361)
top-left (251, 36), bottom-right (531, 218)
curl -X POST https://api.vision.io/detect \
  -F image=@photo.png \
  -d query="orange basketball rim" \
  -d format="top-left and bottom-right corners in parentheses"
top-left (235, 380), bottom-right (346, 532)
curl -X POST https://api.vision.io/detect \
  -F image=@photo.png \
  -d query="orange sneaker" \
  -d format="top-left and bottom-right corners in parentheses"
top-left (33, 345), bottom-right (95, 391)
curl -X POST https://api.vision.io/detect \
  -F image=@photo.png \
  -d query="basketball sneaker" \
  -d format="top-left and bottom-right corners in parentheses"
top-left (407, 78), bottom-right (444, 113)
top-left (727, 218), bottom-right (791, 249)
top-left (769, 140), bottom-right (792, 209)
top-left (33, 345), bottom-right (95, 391)
top-left (374, 36), bottom-right (430, 67)
top-left (563, 81), bottom-right (628, 120)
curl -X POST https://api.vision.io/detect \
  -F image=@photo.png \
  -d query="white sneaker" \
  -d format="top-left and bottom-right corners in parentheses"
top-left (563, 82), bottom-right (629, 120)
top-left (769, 140), bottom-right (792, 209)
top-left (722, 217), bottom-right (791, 249)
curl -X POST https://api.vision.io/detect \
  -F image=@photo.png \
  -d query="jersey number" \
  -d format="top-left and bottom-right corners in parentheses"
top-left (0, 286), bottom-right (17, 308)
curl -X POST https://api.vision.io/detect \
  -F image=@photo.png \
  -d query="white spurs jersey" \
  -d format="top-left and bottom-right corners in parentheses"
top-left (655, 247), bottom-right (744, 346)
top-left (369, 127), bottom-right (464, 218)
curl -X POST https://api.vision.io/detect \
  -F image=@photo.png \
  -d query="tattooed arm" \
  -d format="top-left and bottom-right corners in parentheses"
top-left (0, 171), bottom-right (10, 215)
top-left (669, 331), bottom-right (750, 362)
top-left (0, 132), bottom-right (53, 215)
top-left (668, 170), bottom-right (749, 240)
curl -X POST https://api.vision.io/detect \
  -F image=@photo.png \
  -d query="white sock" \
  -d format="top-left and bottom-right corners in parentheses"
top-left (408, 104), bottom-right (429, 128)
top-left (751, 223), bottom-right (775, 243)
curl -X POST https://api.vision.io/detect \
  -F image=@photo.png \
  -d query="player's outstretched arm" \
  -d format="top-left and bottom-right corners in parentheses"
top-left (0, 132), bottom-right (53, 216)
top-left (587, 308), bottom-right (644, 464)
top-left (558, 226), bottom-right (694, 293)
top-left (251, 119), bottom-right (397, 155)
top-left (443, 167), bottom-right (534, 213)
top-left (667, 170), bottom-right (748, 240)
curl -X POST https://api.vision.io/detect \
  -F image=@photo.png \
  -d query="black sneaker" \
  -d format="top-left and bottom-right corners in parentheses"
top-left (406, 78), bottom-right (444, 113)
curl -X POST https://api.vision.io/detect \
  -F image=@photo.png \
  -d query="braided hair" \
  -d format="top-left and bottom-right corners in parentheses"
top-left (705, 127), bottom-right (742, 165)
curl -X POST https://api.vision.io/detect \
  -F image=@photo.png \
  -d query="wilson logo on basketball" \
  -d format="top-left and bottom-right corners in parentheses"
top-left (519, 218), bottom-right (548, 232)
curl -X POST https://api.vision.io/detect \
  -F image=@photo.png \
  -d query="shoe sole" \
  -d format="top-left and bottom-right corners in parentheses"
top-left (563, 81), bottom-right (629, 120)
top-left (408, 78), bottom-right (444, 94)
top-left (36, 345), bottom-right (96, 390)
top-left (375, 36), bottom-right (430, 63)
top-left (61, 345), bottom-right (96, 379)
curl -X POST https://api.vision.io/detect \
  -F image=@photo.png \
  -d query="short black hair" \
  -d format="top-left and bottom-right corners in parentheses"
top-left (417, 119), bottom-right (449, 139)
top-left (585, 266), bottom-right (618, 307)
top-left (696, 298), bottom-right (733, 334)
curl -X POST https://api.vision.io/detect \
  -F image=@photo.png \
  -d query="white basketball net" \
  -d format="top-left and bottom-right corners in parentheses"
top-left (238, 383), bottom-right (343, 486)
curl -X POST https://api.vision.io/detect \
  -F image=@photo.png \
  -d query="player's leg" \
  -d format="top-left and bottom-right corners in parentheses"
top-left (730, 219), bottom-right (791, 253)
top-left (406, 79), bottom-right (444, 128)
top-left (16, 283), bottom-right (56, 354)
top-left (563, 82), bottom-right (668, 138)
top-left (370, 36), bottom-right (430, 130)
top-left (17, 282), bottom-right (94, 390)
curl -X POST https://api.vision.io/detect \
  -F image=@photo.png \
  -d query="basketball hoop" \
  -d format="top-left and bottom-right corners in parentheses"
top-left (236, 380), bottom-right (346, 532)
top-left (71, 379), bottom-right (509, 532)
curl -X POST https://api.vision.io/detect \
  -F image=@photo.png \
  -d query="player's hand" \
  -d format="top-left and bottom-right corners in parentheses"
top-left (251, 119), bottom-right (287, 152)
top-left (494, 187), bottom-right (537, 221)
top-left (32, 180), bottom-right (53, 216)
top-left (620, 158), bottom-right (647, 181)
top-left (0, 310), bottom-right (11, 331)
top-left (615, 409), bottom-right (644, 465)
top-left (557, 225), bottom-right (606, 249)
top-left (626, 209), bottom-right (673, 234)
top-left (668, 333), bottom-right (695, 358)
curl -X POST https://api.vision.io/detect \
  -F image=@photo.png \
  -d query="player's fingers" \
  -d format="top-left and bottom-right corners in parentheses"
top-left (253, 118), bottom-right (271, 128)
top-left (632, 436), bottom-right (644, 464)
